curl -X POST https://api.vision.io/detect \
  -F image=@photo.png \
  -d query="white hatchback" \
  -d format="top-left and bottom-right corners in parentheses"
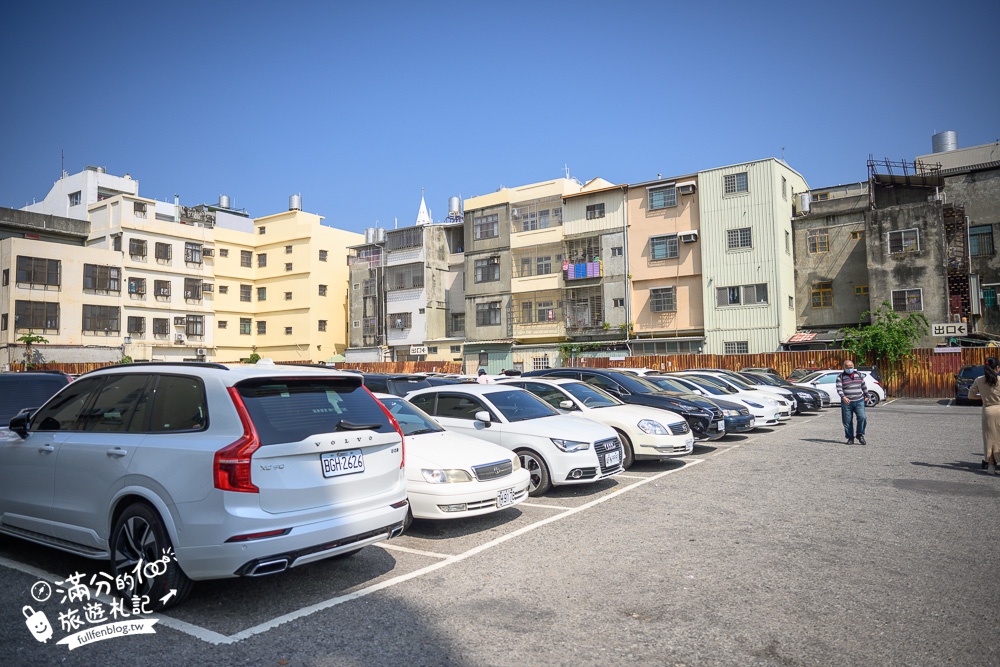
top-left (406, 385), bottom-right (624, 496)
top-left (375, 394), bottom-right (530, 522)
top-left (794, 370), bottom-right (886, 407)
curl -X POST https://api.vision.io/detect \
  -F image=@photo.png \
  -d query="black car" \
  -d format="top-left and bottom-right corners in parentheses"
top-left (642, 375), bottom-right (756, 433)
top-left (523, 368), bottom-right (726, 440)
top-left (955, 365), bottom-right (985, 405)
top-left (0, 372), bottom-right (73, 431)
top-left (358, 373), bottom-right (432, 396)
top-left (738, 371), bottom-right (827, 410)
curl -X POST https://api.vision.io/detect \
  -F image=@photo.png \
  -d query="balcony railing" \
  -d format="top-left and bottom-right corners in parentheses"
top-left (564, 260), bottom-right (602, 281)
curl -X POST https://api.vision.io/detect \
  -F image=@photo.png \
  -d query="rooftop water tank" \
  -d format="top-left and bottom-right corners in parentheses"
top-left (364, 228), bottom-right (376, 244)
top-left (798, 192), bottom-right (811, 215)
top-left (219, 194), bottom-right (230, 209)
top-left (932, 131), bottom-right (958, 154)
top-left (289, 193), bottom-right (302, 211)
top-left (448, 196), bottom-right (461, 216)
top-left (376, 228), bottom-right (386, 243)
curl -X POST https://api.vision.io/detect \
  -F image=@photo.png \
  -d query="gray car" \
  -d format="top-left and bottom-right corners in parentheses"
top-left (0, 362), bottom-right (408, 608)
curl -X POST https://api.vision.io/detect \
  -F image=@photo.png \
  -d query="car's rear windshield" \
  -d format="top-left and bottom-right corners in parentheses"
top-left (0, 375), bottom-right (69, 423)
top-left (959, 366), bottom-right (985, 379)
top-left (236, 378), bottom-right (394, 446)
top-left (386, 377), bottom-right (432, 395)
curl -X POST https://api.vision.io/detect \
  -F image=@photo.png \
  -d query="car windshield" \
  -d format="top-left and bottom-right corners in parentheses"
top-left (561, 382), bottom-right (621, 408)
top-left (380, 397), bottom-right (444, 436)
top-left (609, 373), bottom-right (660, 394)
top-left (644, 376), bottom-right (694, 393)
top-left (797, 372), bottom-right (823, 383)
top-left (488, 389), bottom-right (559, 422)
top-left (959, 366), bottom-right (985, 379)
top-left (741, 372), bottom-right (778, 386)
top-left (687, 375), bottom-right (737, 394)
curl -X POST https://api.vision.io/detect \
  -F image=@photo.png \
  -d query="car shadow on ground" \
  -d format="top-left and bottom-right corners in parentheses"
top-left (910, 460), bottom-right (988, 475)
top-left (718, 434), bottom-right (749, 443)
top-left (406, 507), bottom-right (526, 540)
top-left (753, 428), bottom-right (776, 435)
top-left (627, 459), bottom-right (689, 472)
top-left (800, 438), bottom-right (849, 445)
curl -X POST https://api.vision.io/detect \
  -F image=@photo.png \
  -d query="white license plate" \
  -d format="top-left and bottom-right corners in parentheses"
top-left (320, 449), bottom-right (365, 478)
top-left (604, 450), bottom-right (621, 467)
top-left (496, 487), bottom-right (516, 508)
top-left (714, 420), bottom-right (725, 433)
top-left (685, 437), bottom-right (694, 448)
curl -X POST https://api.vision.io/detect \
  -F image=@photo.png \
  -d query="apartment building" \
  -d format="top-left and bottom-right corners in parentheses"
top-left (626, 173), bottom-right (704, 354)
top-left (699, 159), bottom-right (807, 354)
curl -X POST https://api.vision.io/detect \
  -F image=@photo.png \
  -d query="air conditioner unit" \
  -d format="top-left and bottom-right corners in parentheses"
top-left (175, 334), bottom-right (185, 344)
top-left (202, 248), bottom-right (214, 257)
top-left (159, 288), bottom-right (170, 296)
top-left (184, 290), bottom-right (193, 298)
top-left (679, 231), bottom-right (700, 244)
top-left (678, 184), bottom-right (696, 195)
top-left (196, 347), bottom-right (207, 356)
top-left (202, 283), bottom-right (214, 292)
top-left (173, 317), bottom-right (186, 326)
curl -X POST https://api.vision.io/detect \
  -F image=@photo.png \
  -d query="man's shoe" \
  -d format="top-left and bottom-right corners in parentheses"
top-left (846, 438), bottom-right (855, 445)
top-left (857, 435), bottom-right (866, 446)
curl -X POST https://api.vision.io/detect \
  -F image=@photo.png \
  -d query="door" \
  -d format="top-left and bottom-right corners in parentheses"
top-left (428, 393), bottom-right (502, 445)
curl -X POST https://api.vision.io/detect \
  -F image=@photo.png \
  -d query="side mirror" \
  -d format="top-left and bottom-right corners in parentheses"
top-left (559, 400), bottom-right (576, 410)
top-left (474, 410), bottom-right (492, 425)
top-left (9, 409), bottom-right (34, 439)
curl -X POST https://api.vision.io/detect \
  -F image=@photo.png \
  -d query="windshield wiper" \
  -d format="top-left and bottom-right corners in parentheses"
top-left (335, 420), bottom-right (383, 431)
top-left (408, 428), bottom-right (440, 436)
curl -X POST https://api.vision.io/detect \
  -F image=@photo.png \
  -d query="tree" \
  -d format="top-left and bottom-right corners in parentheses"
top-left (840, 301), bottom-right (929, 394)
top-left (16, 333), bottom-right (49, 369)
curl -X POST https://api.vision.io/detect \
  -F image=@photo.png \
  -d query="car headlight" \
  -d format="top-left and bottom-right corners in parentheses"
top-left (745, 400), bottom-right (764, 408)
top-left (551, 438), bottom-right (590, 452)
top-left (511, 455), bottom-right (521, 471)
top-left (723, 409), bottom-right (740, 417)
top-left (638, 419), bottom-right (668, 435)
top-left (795, 391), bottom-right (811, 399)
top-left (420, 469), bottom-right (474, 484)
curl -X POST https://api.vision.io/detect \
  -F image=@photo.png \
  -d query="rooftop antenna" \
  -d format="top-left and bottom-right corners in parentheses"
top-left (564, 163), bottom-right (570, 179)
top-left (781, 146), bottom-right (786, 161)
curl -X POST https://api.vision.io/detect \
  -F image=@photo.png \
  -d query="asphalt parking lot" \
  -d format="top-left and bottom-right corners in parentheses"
top-left (2, 399), bottom-right (997, 666)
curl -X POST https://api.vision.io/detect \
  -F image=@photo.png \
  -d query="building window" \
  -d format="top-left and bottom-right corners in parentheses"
top-left (716, 283), bottom-right (768, 307)
top-left (15, 256), bottom-right (61, 287)
top-left (811, 282), bottom-right (833, 308)
top-left (611, 246), bottom-right (623, 257)
top-left (476, 301), bottom-right (502, 326)
top-left (240, 318), bottom-right (251, 335)
top-left (473, 213), bottom-right (499, 240)
top-left (154, 280), bottom-right (170, 298)
top-left (185, 315), bottom-right (205, 337)
top-left (812, 192), bottom-right (830, 202)
top-left (362, 318), bottom-right (378, 335)
top-left (891, 289), bottom-right (923, 312)
top-left (258, 226), bottom-right (266, 235)
top-left (613, 298), bottom-right (624, 308)
top-left (14, 301), bottom-right (59, 332)
top-left (1, 313), bottom-right (5, 330)
top-left (82, 305), bottom-right (120, 334)
top-left (352, 320), bottom-right (361, 328)
top-left (219, 248), bottom-right (229, 258)
top-left (650, 235), bottom-right (679, 260)
top-left (257, 253), bottom-right (267, 268)
top-left (152, 318), bottom-right (169, 335)
top-left (970, 225), bottom-right (995, 257)
top-left (218, 285), bottom-right (229, 294)
top-left (850, 230), bottom-right (865, 240)
top-left (984, 288), bottom-right (997, 308)
top-left (257, 287), bottom-right (266, 301)
top-left (781, 176), bottom-right (787, 200)
top-left (284, 291), bottom-right (292, 300)
top-left (450, 345), bottom-right (461, 353)
top-left (888, 229), bottom-right (920, 254)
top-left (319, 284), bottom-right (328, 296)
top-left (648, 186), bottom-right (677, 210)
top-left (218, 320), bottom-right (228, 329)
top-left (389, 313), bottom-right (412, 329)
top-left (154, 242), bottom-right (172, 261)
top-left (285, 326), bottom-right (293, 335)
top-left (133, 202), bottom-right (147, 218)
top-left (387, 228), bottom-right (423, 251)
top-left (318, 320), bottom-right (327, 332)
top-left (112, 235), bottom-right (122, 252)
top-left (183, 278), bottom-right (202, 300)
top-left (855, 285), bottom-right (869, 296)
top-left (450, 312), bottom-right (465, 334)
top-left (238, 284), bottom-right (251, 302)
top-left (650, 287), bottom-right (676, 313)
top-left (285, 245), bottom-right (293, 254)
top-left (257, 321), bottom-right (266, 334)
top-left (240, 250), bottom-right (252, 267)
top-left (724, 341), bottom-right (749, 354)
top-left (474, 257), bottom-right (501, 283)
top-left (807, 229), bottom-right (830, 254)
top-left (726, 227), bottom-right (752, 250)
top-left (319, 249), bottom-right (328, 262)
top-left (129, 238), bottom-right (147, 258)
top-left (788, 295), bottom-right (794, 309)
top-left (127, 316), bottom-right (145, 334)
top-left (723, 172), bottom-right (749, 195)
top-left (532, 356), bottom-right (551, 370)
top-left (785, 230), bottom-right (791, 254)
top-left (285, 263), bottom-right (293, 272)
top-left (127, 277), bottom-right (146, 296)
top-left (479, 352), bottom-right (489, 367)
top-left (585, 203), bottom-right (605, 220)
top-left (83, 264), bottom-right (121, 292)
top-left (68, 191), bottom-right (81, 206)
top-left (387, 264), bottom-right (425, 290)
top-left (1, 269), bottom-right (7, 286)
top-left (427, 346), bottom-right (438, 354)
top-left (184, 242), bottom-right (203, 264)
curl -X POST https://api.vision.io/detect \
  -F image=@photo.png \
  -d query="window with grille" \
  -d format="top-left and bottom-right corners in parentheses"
top-left (14, 301), bottom-right (59, 331)
top-left (389, 313), bottom-right (412, 329)
top-left (362, 318), bottom-right (378, 335)
top-left (153, 318), bottom-right (169, 335)
top-left (285, 263), bottom-right (293, 271)
top-left (473, 213), bottom-right (499, 240)
top-left (238, 284), bottom-right (251, 302)
top-left (285, 326), bottom-right (293, 335)
top-left (218, 285), bottom-right (228, 294)
top-left (82, 305), bottom-right (120, 333)
top-left (186, 315), bottom-right (204, 336)
top-left (451, 345), bottom-right (461, 353)
top-left (650, 287), bottom-right (676, 313)
top-left (586, 203), bottom-right (605, 220)
top-left (184, 242), bottom-right (203, 264)
top-left (807, 229), bottom-right (829, 254)
top-left (154, 280), bottom-right (170, 297)
top-left (855, 285), bottom-right (869, 296)
top-left (891, 288), bottom-right (923, 312)
top-left (888, 229), bottom-right (920, 254)
top-left (259, 226), bottom-right (266, 235)
top-left (512, 245), bottom-right (562, 277)
top-left (716, 283), bottom-right (768, 307)
top-left (219, 248), bottom-right (229, 258)
top-left (387, 264), bottom-right (425, 290)
top-left (319, 284), bottom-right (328, 296)
top-left (155, 242), bottom-right (172, 261)
top-left (650, 235), bottom-right (679, 260)
top-left (811, 282), bottom-right (833, 308)
top-left (183, 278), bottom-right (202, 300)
top-left (15, 256), bottom-right (61, 286)
top-left (511, 196), bottom-right (562, 232)
top-left (386, 228), bottom-right (423, 251)
top-left (532, 356), bottom-right (551, 370)
top-left (450, 312), bottom-right (465, 334)
top-left (257, 253), bottom-right (267, 268)
top-left (850, 230), bottom-right (865, 240)
top-left (970, 225), bottom-right (995, 257)
top-left (318, 320), bottom-right (327, 332)
top-left (319, 249), bottom-right (328, 262)
top-left (474, 257), bottom-right (501, 283)
top-left (724, 172), bottom-right (749, 195)
top-left (785, 230), bottom-right (791, 254)
top-left (127, 277), bottom-right (146, 296)
top-left (257, 321), bottom-right (267, 334)
top-left (83, 265), bottom-right (121, 292)
top-left (257, 287), bottom-right (266, 301)
top-left (218, 320), bottom-right (228, 329)
top-left (284, 291), bottom-right (292, 301)
top-left (476, 302), bottom-right (501, 326)
top-left (984, 288), bottom-right (997, 308)
top-left (726, 227), bottom-right (752, 250)
top-left (239, 318), bottom-right (251, 335)
top-left (129, 238), bottom-right (147, 257)
top-left (724, 341), bottom-right (749, 354)
top-left (649, 186), bottom-right (677, 210)
top-left (127, 316), bottom-right (145, 334)
top-left (285, 245), bottom-right (293, 254)
top-left (240, 250), bottom-right (252, 267)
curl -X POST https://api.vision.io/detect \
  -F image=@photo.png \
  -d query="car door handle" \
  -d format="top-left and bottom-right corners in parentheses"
top-left (37, 445), bottom-right (55, 454)
top-left (106, 447), bottom-right (128, 458)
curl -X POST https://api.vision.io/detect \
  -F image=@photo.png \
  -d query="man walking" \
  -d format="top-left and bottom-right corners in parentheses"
top-left (836, 360), bottom-right (867, 445)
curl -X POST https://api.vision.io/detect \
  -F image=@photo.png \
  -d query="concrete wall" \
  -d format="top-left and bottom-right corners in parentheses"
top-left (945, 167), bottom-right (1000, 333)
top-left (0, 207), bottom-right (89, 245)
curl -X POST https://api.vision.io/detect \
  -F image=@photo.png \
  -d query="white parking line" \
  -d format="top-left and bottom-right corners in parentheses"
top-left (518, 502), bottom-right (572, 511)
top-left (614, 474), bottom-right (650, 480)
top-left (376, 543), bottom-right (451, 559)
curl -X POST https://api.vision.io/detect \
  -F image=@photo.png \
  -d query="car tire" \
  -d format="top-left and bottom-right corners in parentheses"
top-left (865, 391), bottom-right (880, 407)
top-left (613, 429), bottom-right (635, 470)
top-left (516, 449), bottom-right (552, 496)
top-left (111, 502), bottom-right (192, 610)
top-left (402, 507), bottom-right (414, 532)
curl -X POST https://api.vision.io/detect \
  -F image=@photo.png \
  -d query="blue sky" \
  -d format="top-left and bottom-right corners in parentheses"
top-left (2, 1), bottom-right (997, 234)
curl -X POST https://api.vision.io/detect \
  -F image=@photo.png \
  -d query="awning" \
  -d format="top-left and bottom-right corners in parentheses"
top-left (676, 180), bottom-right (697, 189)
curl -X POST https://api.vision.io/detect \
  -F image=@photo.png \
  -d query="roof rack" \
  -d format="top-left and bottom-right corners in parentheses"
top-left (114, 361), bottom-right (230, 371)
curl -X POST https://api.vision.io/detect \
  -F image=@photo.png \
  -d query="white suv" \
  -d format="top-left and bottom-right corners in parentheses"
top-left (406, 385), bottom-right (624, 496)
top-left (0, 362), bottom-right (409, 608)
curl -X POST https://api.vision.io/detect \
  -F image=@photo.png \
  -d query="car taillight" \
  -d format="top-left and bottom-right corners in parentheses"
top-left (365, 386), bottom-right (405, 469)
top-left (214, 387), bottom-right (261, 493)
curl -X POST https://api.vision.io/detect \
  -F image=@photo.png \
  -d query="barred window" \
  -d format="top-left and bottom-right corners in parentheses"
top-left (724, 341), bottom-right (749, 354)
top-left (855, 285), bottom-right (869, 296)
top-left (389, 312), bottom-right (412, 329)
top-left (154, 242), bottom-right (172, 260)
top-left (969, 225), bottom-right (995, 257)
top-left (129, 238), bottom-right (147, 257)
top-left (154, 280), bottom-right (170, 297)
top-left (219, 248), bottom-right (229, 258)
top-left (724, 172), bottom-right (749, 194)
top-left (386, 263), bottom-right (425, 290)
top-left (240, 318), bottom-right (252, 335)
top-left (511, 196), bottom-right (562, 232)
top-left (726, 227), bottom-right (752, 250)
top-left (807, 229), bottom-right (829, 254)
top-left (650, 235), bottom-right (679, 260)
top-left (83, 264), bottom-right (121, 292)
top-left (152, 318), bottom-right (169, 335)
top-left (284, 326), bottom-right (293, 335)
top-left (811, 282), bottom-right (833, 308)
top-left (218, 320), bottom-right (228, 329)
top-left (474, 257), bottom-right (501, 283)
top-left (891, 288), bottom-right (923, 312)
top-left (319, 284), bottom-right (328, 296)
top-left (512, 245), bottom-right (562, 277)
top-left (362, 318), bottom-right (378, 335)
top-left (450, 312), bottom-right (465, 334)
top-left (473, 213), bottom-right (499, 240)
top-left (15, 256), bottom-right (61, 286)
top-left (186, 315), bottom-right (205, 337)
top-left (585, 203), bottom-right (605, 220)
top-left (218, 285), bottom-right (228, 294)
top-left (82, 305), bottom-right (120, 333)
top-left (888, 229), bottom-right (920, 254)
top-left (319, 249), bottom-right (328, 262)
top-left (240, 284), bottom-right (252, 302)
top-left (127, 316), bottom-right (145, 334)
top-left (183, 278), bottom-right (202, 300)
top-left (240, 250), bottom-right (252, 267)
top-left (14, 301), bottom-right (59, 331)
top-left (257, 287), bottom-right (267, 301)
top-left (476, 301), bottom-right (501, 326)
top-left (257, 253), bottom-right (267, 268)
top-left (650, 287), bottom-right (676, 313)
top-left (257, 321), bottom-right (267, 334)
top-left (285, 245), bottom-right (293, 254)
top-left (532, 356), bottom-right (551, 370)
top-left (184, 242), bottom-right (203, 264)
top-left (386, 227), bottom-right (423, 251)
top-left (649, 186), bottom-right (677, 210)
top-left (318, 320), bottom-right (327, 332)
top-left (127, 277), bottom-right (146, 295)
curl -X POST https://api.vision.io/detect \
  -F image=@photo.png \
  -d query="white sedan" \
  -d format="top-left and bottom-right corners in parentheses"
top-left (498, 377), bottom-right (693, 468)
top-left (793, 370), bottom-right (886, 407)
top-left (376, 394), bottom-right (531, 523)
top-left (671, 372), bottom-right (791, 425)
